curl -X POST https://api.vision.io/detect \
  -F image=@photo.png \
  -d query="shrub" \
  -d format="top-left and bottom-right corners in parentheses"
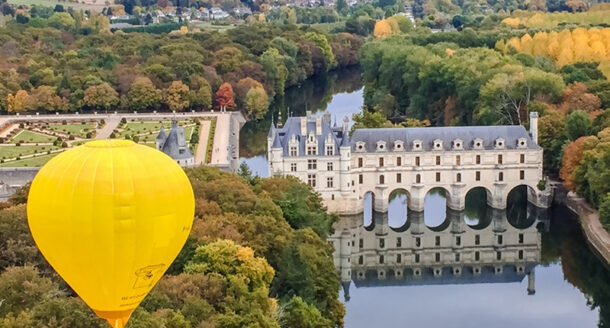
top-left (537, 179), bottom-right (547, 191)
top-left (62, 120), bottom-right (67, 125)
top-left (599, 193), bottom-right (610, 232)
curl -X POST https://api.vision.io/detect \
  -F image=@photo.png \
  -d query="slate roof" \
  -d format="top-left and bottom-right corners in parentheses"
top-left (270, 116), bottom-right (349, 156)
top-left (157, 121), bottom-right (193, 160)
top-left (351, 125), bottom-right (540, 152)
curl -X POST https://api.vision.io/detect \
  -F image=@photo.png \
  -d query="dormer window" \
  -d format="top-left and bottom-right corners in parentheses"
top-left (495, 138), bottom-right (505, 149)
top-left (473, 138), bottom-right (484, 149)
top-left (517, 138), bottom-right (527, 148)
top-left (433, 139), bottom-right (443, 150)
top-left (376, 140), bottom-right (387, 152)
top-left (413, 140), bottom-right (422, 151)
top-left (356, 141), bottom-right (366, 152)
top-left (394, 140), bottom-right (404, 151)
top-left (453, 139), bottom-right (463, 150)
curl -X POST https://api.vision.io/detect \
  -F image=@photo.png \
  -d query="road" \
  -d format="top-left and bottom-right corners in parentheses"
top-left (194, 120), bottom-right (211, 165)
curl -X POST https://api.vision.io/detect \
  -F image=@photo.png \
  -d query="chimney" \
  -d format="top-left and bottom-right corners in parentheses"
top-left (529, 112), bottom-right (538, 144)
top-left (527, 268), bottom-right (536, 295)
top-left (300, 116), bottom-right (307, 136)
top-left (315, 117), bottom-right (322, 135)
top-left (322, 112), bottom-right (331, 124)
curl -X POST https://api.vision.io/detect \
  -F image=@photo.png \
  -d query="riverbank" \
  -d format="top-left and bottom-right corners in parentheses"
top-left (566, 192), bottom-right (610, 267)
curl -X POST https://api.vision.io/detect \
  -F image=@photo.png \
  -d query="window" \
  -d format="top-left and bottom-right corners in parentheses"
top-left (358, 157), bottom-right (363, 167)
top-left (519, 233), bottom-right (524, 244)
top-left (475, 251), bottom-right (480, 261)
top-left (455, 253), bottom-right (460, 261)
top-left (436, 172), bottom-right (441, 182)
top-left (307, 174), bottom-right (316, 187)
top-left (396, 157), bottom-right (402, 166)
top-left (456, 173), bottom-right (462, 183)
top-left (326, 145), bottom-right (334, 156)
top-left (290, 163), bottom-right (297, 172)
top-left (327, 177), bottom-right (334, 188)
top-left (327, 162), bottom-right (334, 171)
top-left (475, 234), bottom-right (480, 245)
top-left (359, 174), bottom-right (363, 184)
top-left (520, 154), bottom-right (525, 163)
top-left (475, 171), bottom-right (481, 181)
top-left (436, 156), bottom-right (441, 165)
top-left (396, 173), bottom-right (402, 183)
top-left (415, 156), bottom-right (420, 166)
top-left (379, 157), bottom-right (384, 167)
top-left (498, 172), bottom-right (504, 181)
top-left (496, 252), bottom-right (502, 260)
top-left (379, 238), bottom-right (385, 248)
top-left (435, 236), bottom-right (440, 246)
top-left (379, 175), bottom-right (385, 184)
top-left (358, 256), bottom-right (363, 264)
top-left (497, 235), bottom-right (503, 245)
top-left (415, 254), bottom-right (420, 263)
top-left (379, 255), bottom-right (384, 264)
top-left (519, 250), bottom-right (524, 260)
top-left (520, 170), bottom-right (525, 180)
top-left (476, 155), bottom-right (481, 164)
top-left (435, 253), bottom-right (441, 262)
top-left (307, 159), bottom-right (317, 170)
top-left (397, 254), bottom-right (402, 263)
top-left (498, 154), bottom-right (503, 164)
top-left (396, 237), bottom-right (402, 247)
top-left (456, 155), bottom-right (461, 165)
top-left (290, 146), bottom-right (297, 156)
top-left (456, 236), bottom-right (461, 246)
top-left (307, 146), bottom-right (316, 155)
top-left (416, 174), bottom-right (421, 183)
top-left (359, 238), bottom-right (363, 248)
top-left (415, 237), bottom-right (421, 247)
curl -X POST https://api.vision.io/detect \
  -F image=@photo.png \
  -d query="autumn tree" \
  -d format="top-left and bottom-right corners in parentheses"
top-left (560, 136), bottom-right (589, 191)
top-left (374, 19), bottom-right (392, 39)
top-left (165, 81), bottom-right (191, 112)
top-left (127, 77), bottom-right (161, 111)
top-left (215, 82), bottom-right (235, 110)
top-left (558, 82), bottom-right (601, 113)
top-left (245, 86), bottom-right (269, 119)
top-left (83, 83), bottom-right (118, 112)
top-left (7, 90), bottom-right (29, 113)
top-left (26, 86), bottom-right (63, 112)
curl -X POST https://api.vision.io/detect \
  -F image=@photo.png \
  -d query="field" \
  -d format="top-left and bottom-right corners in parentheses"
top-left (47, 123), bottom-right (96, 138)
top-left (9, 130), bottom-right (55, 144)
top-left (0, 153), bottom-right (60, 167)
top-left (0, 145), bottom-right (58, 159)
top-left (7, 0), bottom-right (106, 11)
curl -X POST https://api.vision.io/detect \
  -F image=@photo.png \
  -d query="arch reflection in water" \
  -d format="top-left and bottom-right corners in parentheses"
top-left (388, 189), bottom-right (408, 229)
top-left (330, 205), bottom-right (549, 302)
top-left (423, 188), bottom-right (448, 228)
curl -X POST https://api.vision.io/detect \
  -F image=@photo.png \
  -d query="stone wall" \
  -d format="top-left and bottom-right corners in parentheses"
top-left (0, 168), bottom-right (39, 201)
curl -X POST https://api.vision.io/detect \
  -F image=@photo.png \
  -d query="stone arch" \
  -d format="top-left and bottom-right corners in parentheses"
top-left (464, 186), bottom-right (493, 229)
top-left (505, 184), bottom-right (537, 228)
top-left (388, 188), bottom-right (410, 230)
top-left (363, 191), bottom-right (375, 228)
top-left (423, 186), bottom-right (451, 229)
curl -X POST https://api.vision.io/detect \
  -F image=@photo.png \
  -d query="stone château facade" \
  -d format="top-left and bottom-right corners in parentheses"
top-left (267, 112), bottom-right (550, 215)
top-left (156, 120), bottom-right (195, 167)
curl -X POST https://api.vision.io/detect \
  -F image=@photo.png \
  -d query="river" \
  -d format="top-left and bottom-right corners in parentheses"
top-left (237, 67), bottom-right (610, 327)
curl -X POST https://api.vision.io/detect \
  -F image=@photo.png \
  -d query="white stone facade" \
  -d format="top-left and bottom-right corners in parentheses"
top-left (268, 112), bottom-right (549, 215)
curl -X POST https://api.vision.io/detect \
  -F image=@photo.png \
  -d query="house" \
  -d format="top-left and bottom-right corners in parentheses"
top-left (156, 121), bottom-right (195, 167)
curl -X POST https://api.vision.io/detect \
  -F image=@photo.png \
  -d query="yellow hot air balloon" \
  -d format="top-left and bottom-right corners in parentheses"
top-left (27, 139), bottom-right (195, 328)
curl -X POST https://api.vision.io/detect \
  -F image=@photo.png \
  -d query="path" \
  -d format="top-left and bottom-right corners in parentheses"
top-left (194, 120), bottom-right (211, 165)
top-left (96, 117), bottom-right (121, 139)
top-left (210, 114), bottom-right (229, 167)
top-left (566, 192), bottom-right (610, 266)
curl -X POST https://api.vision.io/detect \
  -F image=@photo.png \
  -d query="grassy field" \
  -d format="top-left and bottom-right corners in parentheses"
top-left (7, 0), bottom-right (106, 11)
top-left (0, 145), bottom-right (58, 159)
top-left (0, 152), bottom-right (60, 167)
top-left (71, 140), bottom-right (91, 146)
top-left (10, 130), bottom-right (55, 144)
top-left (120, 121), bottom-right (197, 142)
top-left (47, 123), bottom-right (96, 138)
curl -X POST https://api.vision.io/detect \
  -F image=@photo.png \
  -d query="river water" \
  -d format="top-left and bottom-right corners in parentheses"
top-left (238, 67), bottom-right (609, 327)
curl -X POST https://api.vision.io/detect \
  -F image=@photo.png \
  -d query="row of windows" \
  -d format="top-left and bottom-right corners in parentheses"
top-left (358, 233), bottom-right (525, 250)
top-left (307, 174), bottom-right (335, 188)
top-left (357, 154), bottom-right (526, 168)
top-left (290, 145), bottom-right (336, 156)
top-left (359, 249), bottom-right (526, 265)
top-left (292, 160), bottom-right (334, 172)
top-left (358, 170), bottom-right (527, 185)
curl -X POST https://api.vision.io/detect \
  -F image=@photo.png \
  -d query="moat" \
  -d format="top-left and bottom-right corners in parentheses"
top-left (239, 67), bottom-right (610, 327)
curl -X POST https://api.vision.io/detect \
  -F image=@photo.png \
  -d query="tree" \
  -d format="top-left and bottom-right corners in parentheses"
top-left (215, 83), bottom-right (234, 110)
top-left (350, 109), bottom-right (392, 133)
top-left (558, 82), bottom-right (601, 113)
top-left (600, 193), bottom-right (610, 231)
top-left (82, 83), bottom-right (118, 112)
top-left (336, 0), bottom-right (347, 13)
top-left (26, 86), bottom-right (62, 112)
top-left (279, 296), bottom-right (332, 328)
top-left (374, 20), bottom-right (392, 39)
top-left (127, 77), bottom-right (162, 111)
top-left (0, 266), bottom-right (57, 317)
top-left (191, 79), bottom-right (212, 110)
top-left (566, 110), bottom-right (592, 140)
top-left (48, 12), bottom-right (75, 30)
top-left (245, 86), bottom-right (268, 119)
top-left (560, 136), bottom-right (589, 191)
top-left (166, 81), bottom-right (191, 112)
top-left (260, 48), bottom-right (288, 97)
top-left (7, 90), bottom-right (29, 113)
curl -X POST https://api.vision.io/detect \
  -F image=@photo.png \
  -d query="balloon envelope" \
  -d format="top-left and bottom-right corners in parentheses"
top-left (27, 140), bottom-right (195, 328)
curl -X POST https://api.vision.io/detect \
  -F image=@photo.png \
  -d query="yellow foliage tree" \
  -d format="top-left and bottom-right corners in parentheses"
top-left (501, 17), bottom-right (521, 28)
top-left (7, 90), bottom-right (28, 113)
top-left (374, 20), bottom-right (393, 39)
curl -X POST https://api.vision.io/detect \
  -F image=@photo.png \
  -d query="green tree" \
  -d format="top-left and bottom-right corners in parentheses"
top-left (48, 12), bottom-right (75, 30)
top-left (83, 83), bottom-right (118, 112)
top-left (260, 48), bottom-right (288, 97)
top-left (0, 266), bottom-right (57, 317)
top-left (191, 79), bottom-right (212, 110)
top-left (245, 86), bottom-right (269, 119)
top-left (279, 296), bottom-right (332, 328)
top-left (350, 109), bottom-right (392, 133)
top-left (566, 110), bottom-right (592, 140)
top-left (599, 193), bottom-right (610, 231)
top-left (166, 81), bottom-right (191, 112)
top-left (304, 32), bottom-right (337, 70)
top-left (127, 77), bottom-right (162, 111)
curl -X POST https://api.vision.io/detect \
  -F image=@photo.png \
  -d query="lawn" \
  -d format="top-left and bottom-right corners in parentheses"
top-left (120, 121), bottom-right (197, 142)
top-left (0, 145), bottom-right (59, 159)
top-left (10, 130), bottom-right (55, 143)
top-left (7, 0), bottom-right (106, 11)
top-left (0, 152), bottom-right (60, 167)
top-left (47, 123), bottom-right (96, 138)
